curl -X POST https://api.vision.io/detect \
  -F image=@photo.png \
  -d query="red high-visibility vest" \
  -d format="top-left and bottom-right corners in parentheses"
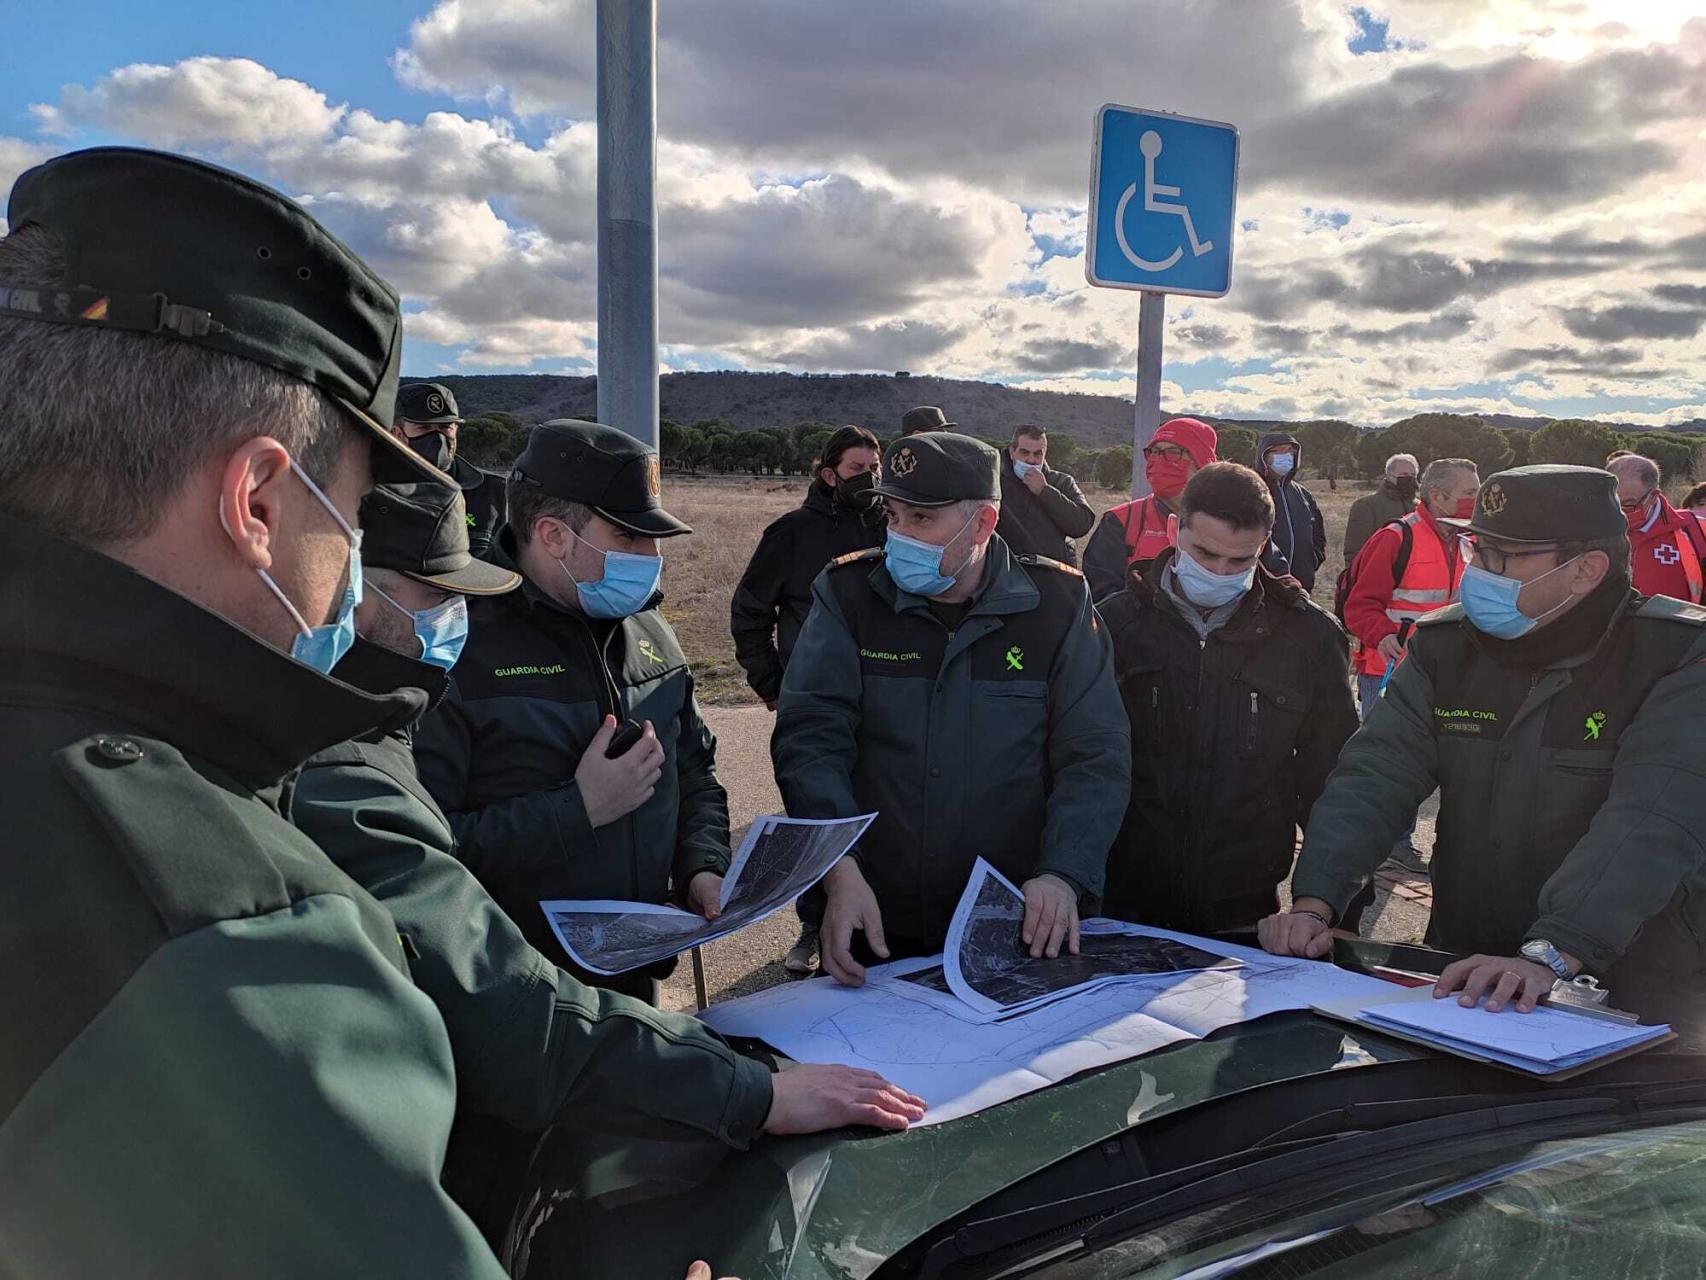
top-left (1355, 511), bottom-right (1459, 677)
top-left (1110, 495), bottom-right (1173, 569)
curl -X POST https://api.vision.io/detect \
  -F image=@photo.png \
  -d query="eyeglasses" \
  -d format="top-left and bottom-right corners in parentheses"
top-left (1144, 443), bottom-right (1191, 462)
top-left (1619, 488), bottom-right (1655, 512)
top-left (1458, 535), bottom-right (1564, 577)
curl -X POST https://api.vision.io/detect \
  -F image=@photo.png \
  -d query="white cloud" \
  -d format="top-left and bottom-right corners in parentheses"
top-left (30, 57), bottom-right (345, 147)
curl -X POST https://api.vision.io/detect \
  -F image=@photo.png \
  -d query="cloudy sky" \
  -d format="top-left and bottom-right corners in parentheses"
top-left (4, 0), bottom-right (1704, 425)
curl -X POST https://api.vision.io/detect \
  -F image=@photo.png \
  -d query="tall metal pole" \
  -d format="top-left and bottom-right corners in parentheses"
top-left (1130, 290), bottom-right (1165, 498)
top-left (596, 0), bottom-right (658, 447)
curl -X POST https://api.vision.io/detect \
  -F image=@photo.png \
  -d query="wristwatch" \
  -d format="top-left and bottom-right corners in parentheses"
top-left (1520, 938), bottom-right (1574, 979)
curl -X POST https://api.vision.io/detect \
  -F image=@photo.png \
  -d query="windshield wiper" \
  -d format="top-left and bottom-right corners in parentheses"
top-left (918, 1093), bottom-right (1623, 1279)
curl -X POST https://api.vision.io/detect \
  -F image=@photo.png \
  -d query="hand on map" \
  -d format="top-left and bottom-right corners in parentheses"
top-left (1257, 898), bottom-right (1335, 958)
top-left (576, 716), bottom-right (664, 828)
top-left (1434, 953), bottom-right (1574, 1013)
top-left (686, 871), bottom-right (724, 920)
top-left (821, 859), bottom-right (887, 986)
top-left (1020, 874), bottom-right (1080, 958)
top-left (763, 1062), bottom-right (927, 1134)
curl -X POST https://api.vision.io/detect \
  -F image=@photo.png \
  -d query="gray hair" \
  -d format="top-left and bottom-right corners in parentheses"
top-left (1384, 452), bottom-right (1419, 477)
top-left (960, 497), bottom-right (999, 520)
top-left (1419, 456), bottom-right (1477, 497)
top-left (0, 225), bottom-right (352, 546)
top-left (1608, 453), bottom-right (1660, 488)
top-left (507, 483), bottom-right (592, 546)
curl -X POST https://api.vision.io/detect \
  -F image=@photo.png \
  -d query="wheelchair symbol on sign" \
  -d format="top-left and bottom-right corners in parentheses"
top-left (1114, 130), bottom-right (1215, 273)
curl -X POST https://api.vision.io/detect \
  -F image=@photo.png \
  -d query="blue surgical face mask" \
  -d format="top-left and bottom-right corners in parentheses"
top-left (1012, 459), bottom-right (1041, 480)
top-left (557, 523), bottom-right (663, 619)
top-left (885, 511), bottom-right (979, 598)
top-left (1268, 451), bottom-right (1296, 476)
top-left (1174, 545), bottom-right (1255, 608)
top-left (372, 582), bottom-right (469, 671)
top-left (1459, 557), bottom-right (1580, 640)
top-left (222, 460), bottom-right (362, 674)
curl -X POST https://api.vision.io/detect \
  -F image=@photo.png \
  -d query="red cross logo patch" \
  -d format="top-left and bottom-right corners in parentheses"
top-left (1655, 543), bottom-right (1682, 565)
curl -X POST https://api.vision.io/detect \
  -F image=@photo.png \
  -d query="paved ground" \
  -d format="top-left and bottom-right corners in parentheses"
top-left (660, 706), bottom-right (1439, 1013)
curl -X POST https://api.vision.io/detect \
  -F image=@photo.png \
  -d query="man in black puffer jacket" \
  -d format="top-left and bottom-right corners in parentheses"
top-left (730, 426), bottom-right (886, 709)
top-left (1101, 462), bottom-right (1365, 933)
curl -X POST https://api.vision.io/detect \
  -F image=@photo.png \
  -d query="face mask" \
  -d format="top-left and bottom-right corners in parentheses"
top-left (1174, 546), bottom-right (1256, 608)
top-left (1459, 557), bottom-right (1581, 640)
top-left (1623, 490), bottom-right (1656, 528)
top-left (1393, 475), bottom-right (1419, 501)
top-left (1268, 452), bottom-right (1296, 477)
top-left (221, 460), bottom-right (362, 675)
top-left (556, 523), bottom-right (663, 619)
top-left (371, 582), bottom-right (469, 671)
top-left (1012, 459), bottom-right (1041, 480)
top-left (835, 471), bottom-right (879, 510)
top-left (885, 512), bottom-right (978, 597)
top-left (1146, 455), bottom-right (1192, 501)
top-left (406, 430), bottom-right (454, 471)
top-left (1451, 497), bottom-right (1476, 520)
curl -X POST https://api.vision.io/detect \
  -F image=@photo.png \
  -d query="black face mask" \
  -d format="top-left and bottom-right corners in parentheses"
top-left (835, 471), bottom-right (879, 510)
top-left (1392, 475), bottom-right (1419, 501)
top-left (407, 430), bottom-right (455, 471)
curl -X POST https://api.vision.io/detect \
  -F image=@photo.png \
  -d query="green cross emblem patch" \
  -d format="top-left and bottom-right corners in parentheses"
top-left (638, 637), bottom-right (665, 666)
top-left (1584, 710), bottom-right (1607, 741)
top-left (1004, 645), bottom-right (1025, 672)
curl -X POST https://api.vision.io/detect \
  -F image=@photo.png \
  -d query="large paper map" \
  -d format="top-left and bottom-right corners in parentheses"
top-left (943, 859), bottom-right (1240, 1018)
top-left (703, 923), bottom-right (1397, 1126)
top-left (542, 814), bottom-right (873, 974)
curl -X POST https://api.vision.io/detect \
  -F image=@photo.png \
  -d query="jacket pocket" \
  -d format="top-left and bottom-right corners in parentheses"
top-left (1235, 670), bottom-right (1309, 760)
top-left (971, 681), bottom-right (1051, 767)
top-left (1116, 660), bottom-right (1166, 750)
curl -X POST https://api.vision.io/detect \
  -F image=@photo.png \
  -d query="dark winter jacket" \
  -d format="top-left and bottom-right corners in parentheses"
top-left (772, 535), bottom-right (1131, 946)
top-left (1256, 431), bottom-right (1327, 591)
top-left (295, 639), bottom-right (773, 1146)
top-left (450, 453), bottom-right (508, 563)
top-left (995, 461), bottom-right (1096, 565)
top-left (1343, 478), bottom-right (1415, 561)
top-left (729, 480), bottom-right (885, 702)
top-left (414, 530), bottom-right (729, 959)
top-left (1293, 586), bottom-right (1706, 1037)
top-left (1101, 550), bottom-right (1357, 931)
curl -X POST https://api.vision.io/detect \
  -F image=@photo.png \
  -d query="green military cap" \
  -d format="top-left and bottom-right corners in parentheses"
top-left (396, 382), bottom-right (463, 425)
top-left (901, 405), bottom-right (956, 434)
top-left (2, 146), bottom-right (444, 486)
top-left (360, 482), bottom-right (520, 595)
top-left (511, 419), bottom-right (691, 537)
top-left (872, 431), bottom-right (1001, 508)
top-left (1466, 464), bottom-right (1625, 545)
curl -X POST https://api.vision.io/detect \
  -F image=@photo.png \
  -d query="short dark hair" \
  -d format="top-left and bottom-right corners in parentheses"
top-left (506, 478), bottom-right (592, 548)
top-left (1178, 462), bottom-right (1275, 532)
top-left (1682, 481), bottom-right (1706, 509)
top-left (813, 425), bottom-right (881, 477)
top-left (1012, 425), bottom-right (1047, 445)
top-left (1560, 531), bottom-right (1631, 577)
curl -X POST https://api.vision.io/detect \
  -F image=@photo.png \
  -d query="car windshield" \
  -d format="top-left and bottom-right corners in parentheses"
top-left (1049, 1119), bottom-right (1706, 1279)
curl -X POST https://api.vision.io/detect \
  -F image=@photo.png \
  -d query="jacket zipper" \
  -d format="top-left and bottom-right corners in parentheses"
top-left (1245, 690), bottom-right (1259, 753)
top-left (1149, 685), bottom-right (1160, 742)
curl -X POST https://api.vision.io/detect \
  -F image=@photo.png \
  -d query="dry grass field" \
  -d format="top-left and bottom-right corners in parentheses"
top-left (657, 470), bottom-right (1366, 706)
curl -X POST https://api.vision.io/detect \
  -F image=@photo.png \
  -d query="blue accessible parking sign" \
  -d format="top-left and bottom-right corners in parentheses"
top-left (1086, 104), bottom-right (1240, 297)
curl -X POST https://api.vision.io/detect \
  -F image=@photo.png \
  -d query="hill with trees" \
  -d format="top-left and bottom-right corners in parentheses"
top-left (424, 371), bottom-right (1706, 487)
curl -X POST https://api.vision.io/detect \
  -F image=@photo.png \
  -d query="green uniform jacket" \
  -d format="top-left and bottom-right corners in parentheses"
top-left (772, 535), bottom-right (1131, 945)
top-left (293, 640), bottom-right (773, 1145)
top-left (414, 530), bottom-right (729, 958)
top-left (1292, 590), bottom-right (1706, 1027)
top-left (0, 515), bottom-right (504, 1277)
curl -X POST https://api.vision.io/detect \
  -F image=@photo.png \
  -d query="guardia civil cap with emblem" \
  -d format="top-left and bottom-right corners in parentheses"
top-left (396, 382), bottom-right (463, 425)
top-left (2, 146), bottom-right (446, 486)
top-left (1466, 464), bottom-right (1625, 545)
top-left (872, 431), bottom-right (1001, 508)
top-left (510, 419), bottom-right (691, 537)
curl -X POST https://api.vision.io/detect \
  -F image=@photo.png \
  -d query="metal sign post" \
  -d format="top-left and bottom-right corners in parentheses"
top-left (1085, 105), bottom-right (1240, 495)
top-left (595, 0), bottom-right (659, 448)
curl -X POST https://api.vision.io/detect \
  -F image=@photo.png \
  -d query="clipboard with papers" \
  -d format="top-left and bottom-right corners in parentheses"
top-left (1313, 984), bottom-right (1675, 1080)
